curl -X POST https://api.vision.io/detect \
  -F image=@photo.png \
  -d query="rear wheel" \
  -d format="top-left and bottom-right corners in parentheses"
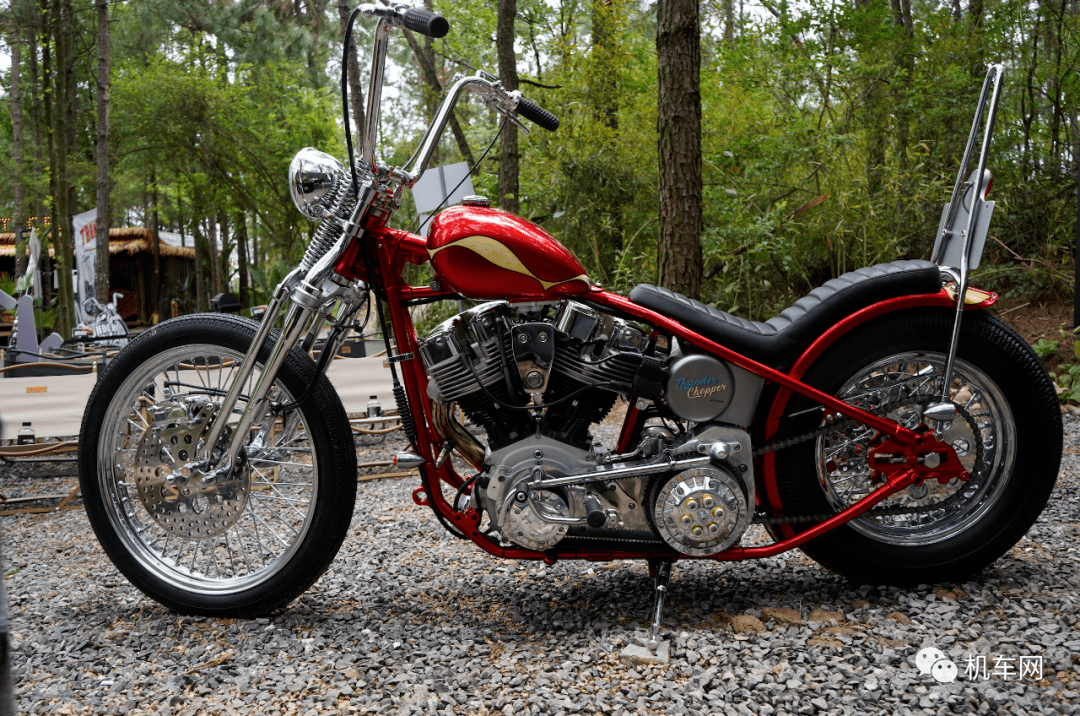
top-left (772, 308), bottom-right (1060, 585)
top-left (79, 314), bottom-right (357, 616)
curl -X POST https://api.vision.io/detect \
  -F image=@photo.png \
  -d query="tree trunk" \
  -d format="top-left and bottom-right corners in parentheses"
top-left (235, 211), bottom-right (249, 309)
top-left (95, 0), bottom-right (110, 303)
top-left (29, 15), bottom-right (44, 234)
top-left (10, 33), bottom-right (27, 280)
top-left (1048, 0), bottom-right (1065, 162)
top-left (1021, 30), bottom-right (1040, 175)
top-left (723, 0), bottom-right (735, 41)
top-left (62, 0), bottom-right (75, 154)
top-left (38, 0), bottom-right (53, 311)
top-left (178, 188), bottom-right (185, 247)
top-left (194, 226), bottom-right (208, 312)
top-left (496, 0), bottom-right (520, 214)
top-left (891, 0), bottom-right (914, 171)
top-left (151, 166), bottom-right (161, 317)
top-left (590, 0), bottom-right (624, 255)
top-left (337, 0), bottom-right (366, 140)
top-left (657, 0), bottom-right (703, 299)
top-left (590, 0), bottom-right (620, 131)
top-left (218, 210), bottom-right (231, 292)
top-left (50, 0), bottom-right (75, 338)
top-left (1075, 126), bottom-right (1079, 329)
top-left (969, 0), bottom-right (984, 27)
top-left (251, 218), bottom-right (259, 272)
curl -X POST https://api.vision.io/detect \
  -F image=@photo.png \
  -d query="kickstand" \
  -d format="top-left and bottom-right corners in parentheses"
top-left (646, 558), bottom-right (673, 650)
top-left (621, 558), bottom-right (674, 664)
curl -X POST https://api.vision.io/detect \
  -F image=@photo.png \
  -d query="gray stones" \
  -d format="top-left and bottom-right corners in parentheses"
top-left (4, 415), bottom-right (1080, 715)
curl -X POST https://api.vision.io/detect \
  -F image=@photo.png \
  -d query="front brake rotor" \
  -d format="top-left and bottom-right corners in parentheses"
top-left (134, 397), bottom-right (250, 539)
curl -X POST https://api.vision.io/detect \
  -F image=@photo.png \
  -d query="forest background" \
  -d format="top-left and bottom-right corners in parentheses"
top-left (0, 0), bottom-right (1076, 342)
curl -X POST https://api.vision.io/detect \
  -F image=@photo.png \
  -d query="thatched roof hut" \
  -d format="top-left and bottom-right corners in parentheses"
top-left (0, 227), bottom-right (196, 259)
top-left (0, 227), bottom-right (197, 322)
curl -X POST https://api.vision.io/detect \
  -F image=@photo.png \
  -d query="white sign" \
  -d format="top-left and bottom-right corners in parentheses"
top-left (73, 208), bottom-right (98, 301)
top-left (412, 162), bottom-right (474, 237)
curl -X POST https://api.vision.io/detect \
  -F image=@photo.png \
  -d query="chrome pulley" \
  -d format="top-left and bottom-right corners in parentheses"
top-left (503, 488), bottom-right (570, 551)
top-left (650, 466), bottom-right (750, 556)
top-left (134, 396), bottom-right (249, 539)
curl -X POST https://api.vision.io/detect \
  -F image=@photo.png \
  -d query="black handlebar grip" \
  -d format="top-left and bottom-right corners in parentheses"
top-left (516, 97), bottom-right (560, 132)
top-left (401, 8), bottom-right (449, 38)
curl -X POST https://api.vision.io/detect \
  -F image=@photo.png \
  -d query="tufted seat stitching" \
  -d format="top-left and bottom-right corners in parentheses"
top-left (629, 260), bottom-right (942, 370)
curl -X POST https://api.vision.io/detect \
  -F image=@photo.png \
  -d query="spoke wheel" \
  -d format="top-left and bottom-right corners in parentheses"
top-left (80, 315), bottom-right (356, 616)
top-left (815, 352), bottom-right (1014, 546)
top-left (771, 308), bottom-right (1060, 585)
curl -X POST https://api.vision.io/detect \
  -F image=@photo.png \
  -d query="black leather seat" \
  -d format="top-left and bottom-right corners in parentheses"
top-left (629, 260), bottom-right (942, 370)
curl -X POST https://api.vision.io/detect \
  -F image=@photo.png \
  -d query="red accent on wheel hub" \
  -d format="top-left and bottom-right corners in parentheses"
top-left (867, 432), bottom-right (968, 485)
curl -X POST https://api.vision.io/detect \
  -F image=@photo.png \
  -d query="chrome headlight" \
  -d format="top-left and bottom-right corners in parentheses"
top-left (288, 148), bottom-right (346, 221)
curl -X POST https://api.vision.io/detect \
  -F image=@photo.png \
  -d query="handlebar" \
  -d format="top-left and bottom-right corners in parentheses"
top-left (352, 4), bottom-right (560, 186)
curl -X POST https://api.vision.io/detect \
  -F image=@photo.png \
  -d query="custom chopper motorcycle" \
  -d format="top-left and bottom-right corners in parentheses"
top-left (79, 4), bottom-right (1061, 647)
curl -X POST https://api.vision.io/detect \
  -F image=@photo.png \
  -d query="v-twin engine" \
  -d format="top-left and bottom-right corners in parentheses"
top-left (417, 299), bottom-right (763, 556)
top-left (419, 300), bottom-right (667, 451)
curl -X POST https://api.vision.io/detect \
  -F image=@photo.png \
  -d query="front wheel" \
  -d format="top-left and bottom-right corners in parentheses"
top-left (772, 308), bottom-right (1061, 585)
top-left (79, 314), bottom-right (357, 616)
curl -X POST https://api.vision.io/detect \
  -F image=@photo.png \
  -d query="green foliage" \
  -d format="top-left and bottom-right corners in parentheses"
top-left (1058, 324), bottom-right (1080, 363)
top-left (1053, 365), bottom-right (1080, 404)
top-left (1032, 338), bottom-right (1060, 360)
top-left (0, 0), bottom-right (1075, 324)
top-left (37, 305), bottom-right (57, 334)
top-left (249, 258), bottom-right (297, 308)
top-left (110, 41), bottom-right (342, 262)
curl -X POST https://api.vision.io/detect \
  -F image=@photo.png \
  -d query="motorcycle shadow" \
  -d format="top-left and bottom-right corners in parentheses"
top-left (259, 553), bottom-right (1043, 650)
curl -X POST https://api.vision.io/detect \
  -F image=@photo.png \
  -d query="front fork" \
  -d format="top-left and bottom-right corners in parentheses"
top-left (196, 271), bottom-right (368, 472)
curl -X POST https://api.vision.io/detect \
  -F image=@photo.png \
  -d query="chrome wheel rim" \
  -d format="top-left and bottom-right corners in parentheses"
top-left (814, 352), bottom-right (1015, 546)
top-left (97, 344), bottom-right (318, 595)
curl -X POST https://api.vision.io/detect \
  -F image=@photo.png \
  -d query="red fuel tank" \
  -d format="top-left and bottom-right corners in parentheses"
top-left (426, 206), bottom-right (591, 300)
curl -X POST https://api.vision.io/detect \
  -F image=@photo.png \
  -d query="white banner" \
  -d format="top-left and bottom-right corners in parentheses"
top-left (72, 208), bottom-right (98, 302)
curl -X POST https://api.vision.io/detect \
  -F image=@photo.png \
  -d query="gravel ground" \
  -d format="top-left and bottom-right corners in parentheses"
top-left (3, 415), bottom-right (1080, 716)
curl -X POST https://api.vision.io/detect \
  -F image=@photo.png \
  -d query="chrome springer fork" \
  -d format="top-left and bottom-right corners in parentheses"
top-left (195, 261), bottom-right (370, 473)
top-left (193, 4), bottom-right (532, 475)
top-left (191, 10), bottom-right (402, 473)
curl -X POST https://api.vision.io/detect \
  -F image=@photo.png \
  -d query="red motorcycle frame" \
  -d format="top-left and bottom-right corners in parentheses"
top-left (334, 216), bottom-right (995, 565)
